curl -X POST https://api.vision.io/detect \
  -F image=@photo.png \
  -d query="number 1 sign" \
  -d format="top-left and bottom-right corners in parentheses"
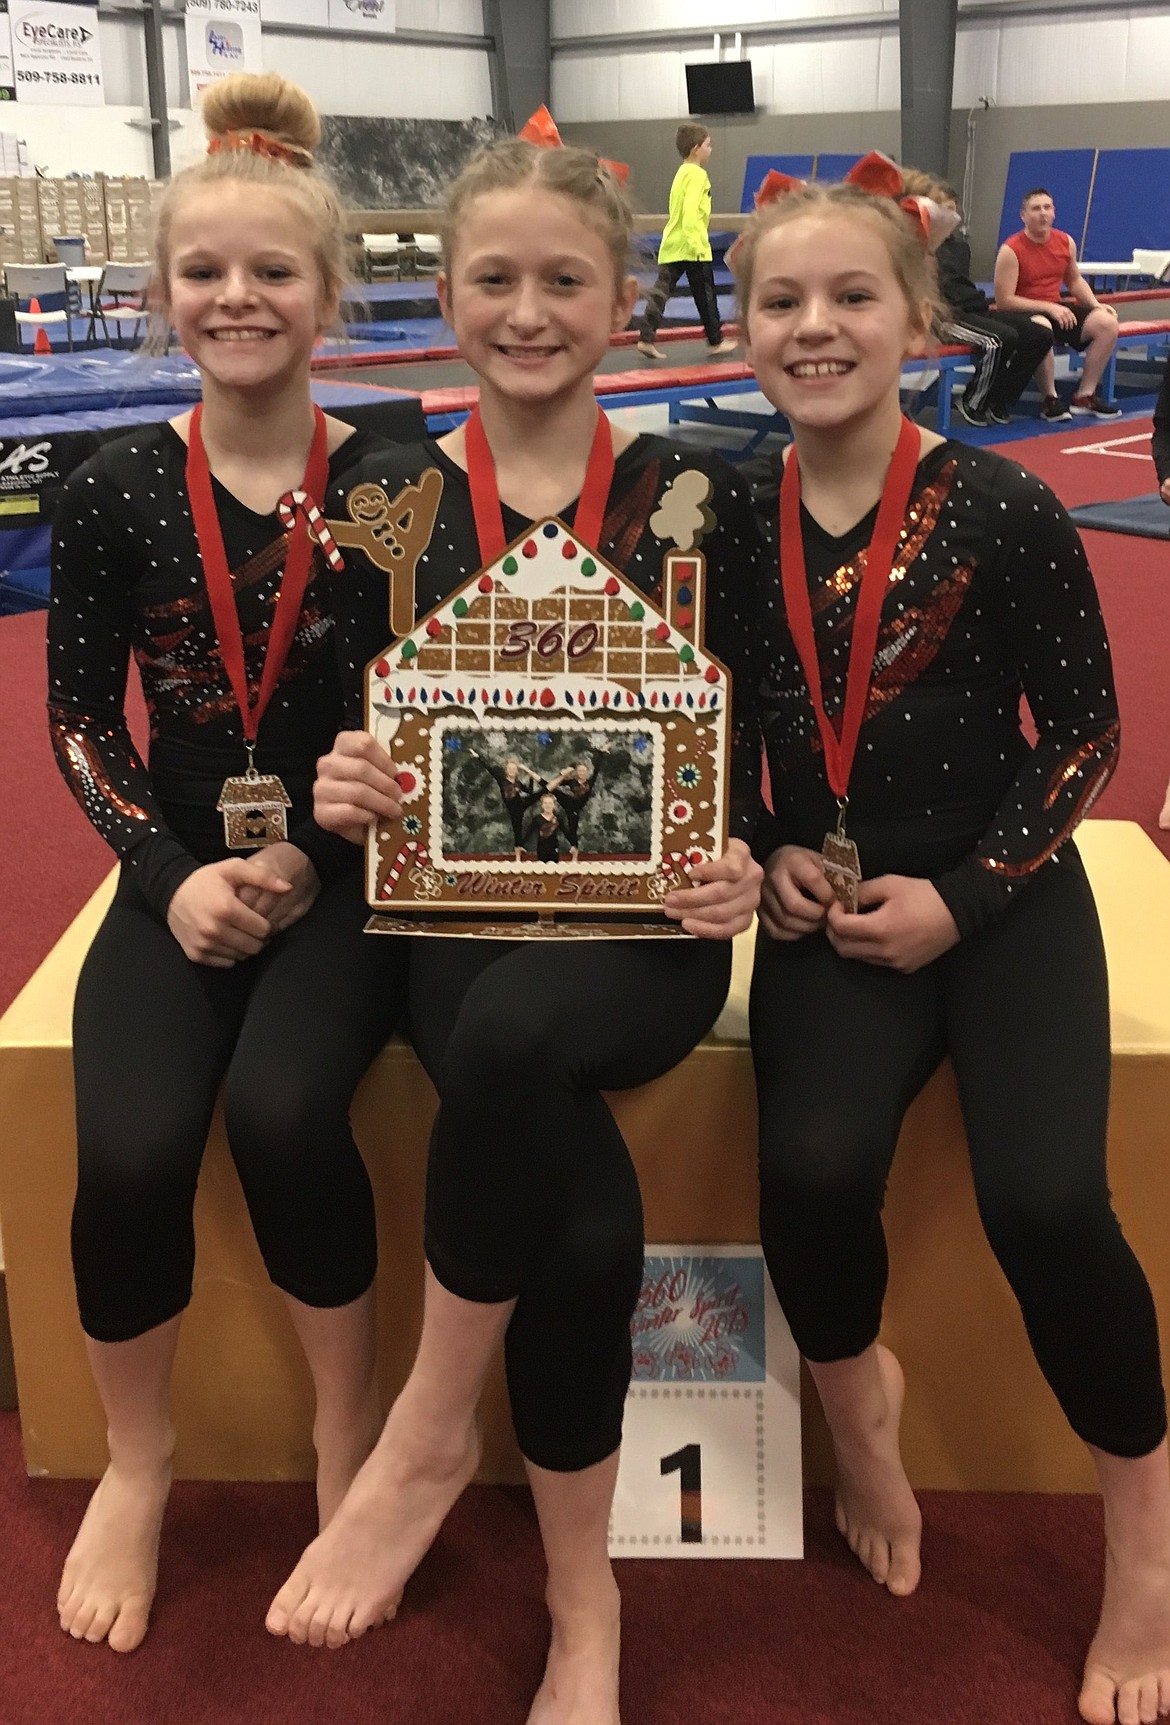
top-left (609, 1246), bottom-right (803, 1559)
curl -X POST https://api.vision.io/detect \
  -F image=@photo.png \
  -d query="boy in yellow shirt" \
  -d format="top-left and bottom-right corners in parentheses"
top-left (637, 123), bottom-right (738, 359)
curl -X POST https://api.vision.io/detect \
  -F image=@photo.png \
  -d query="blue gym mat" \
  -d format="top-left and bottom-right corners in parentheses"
top-left (0, 352), bottom-right (205, 419)
top-left (0, 374), bottom-right (424, 615)
top-left (1068, 493), bottom-right (1170, 539)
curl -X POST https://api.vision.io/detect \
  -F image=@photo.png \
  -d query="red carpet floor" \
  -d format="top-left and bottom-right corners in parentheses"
top-left (0, 1411), bottom-right (1109, 1725)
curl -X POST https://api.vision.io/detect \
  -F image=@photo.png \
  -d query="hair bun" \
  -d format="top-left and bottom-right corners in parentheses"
top-left (201, 72), bottom-right (320, 159)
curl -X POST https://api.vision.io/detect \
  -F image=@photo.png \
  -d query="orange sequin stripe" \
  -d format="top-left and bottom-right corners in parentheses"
top-left (979, 746), bottom-right (1118, 878)
top-left (207, 130), bottom-right (308, 168)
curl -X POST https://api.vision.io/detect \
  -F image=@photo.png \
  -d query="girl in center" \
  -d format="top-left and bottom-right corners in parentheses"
top-left (265, 139), bottom-right (763, 1722)
top-left (737, 163), bottom-right (1170, 1725)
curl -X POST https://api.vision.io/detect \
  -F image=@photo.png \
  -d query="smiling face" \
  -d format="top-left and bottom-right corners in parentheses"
top-left (1021, 192), bottom-right (1055, 242)
top-left (164, 181), bottom-right (338, 396)
top-left (574, 762), bottom-right (590, 783)
top-left (540, 793), bottom-right (557, 819)
top-left (437, 184), bottom-right (638, 411)
top-left (744, 209), bottom-right (930, 437)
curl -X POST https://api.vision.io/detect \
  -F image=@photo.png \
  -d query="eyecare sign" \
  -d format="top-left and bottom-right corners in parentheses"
top-left (185, 0), bottom-right (261, 95)
top-left (9, 0), bottom-right (103, 105)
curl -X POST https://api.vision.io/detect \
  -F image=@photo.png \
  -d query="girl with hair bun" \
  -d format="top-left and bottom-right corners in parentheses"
top-left (48, 72), bottom-right (405, 1651)
top-left (266, 133), bottom-right (763, 1722)
top-left (737, 163), bottom-right (1170, 1723)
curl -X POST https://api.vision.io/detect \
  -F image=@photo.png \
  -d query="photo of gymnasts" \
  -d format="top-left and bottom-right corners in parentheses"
top-left (441, 723), bottom-right (649, 864)
top-left (468, 747), bottom-right (544, 858)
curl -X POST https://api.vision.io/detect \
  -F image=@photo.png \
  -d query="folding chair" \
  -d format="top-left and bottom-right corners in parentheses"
top-left (4, 263), bottom-right (75, 352)
top-left (413, 232), bottom-right (442, 275)
top-left (362, 232), bottom-right (400, 279)
top-left (91, 262), bottom-right (151, 348)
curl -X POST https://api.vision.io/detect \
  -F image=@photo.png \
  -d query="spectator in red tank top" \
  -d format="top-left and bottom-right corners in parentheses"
top-left (993, 187), bottom-right (1120, 421)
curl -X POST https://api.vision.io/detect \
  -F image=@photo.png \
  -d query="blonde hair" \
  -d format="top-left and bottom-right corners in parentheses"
top-left (441, 138), bottom-right (635, 294)
top-left (735, 180), bottom-right (941, 341)
top-left (897, 165), bottom-right (943, 202)
top-left (152, 73), bottom-right (350, 323)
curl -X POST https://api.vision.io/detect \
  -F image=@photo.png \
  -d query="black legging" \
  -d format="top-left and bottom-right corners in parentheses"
top-left (639, 261), bottom-right (723, 348)
top-left (750, 844), bottom-right (1166, 1460)
top-left (72, 866), bottom-right (408, 1342)
top-left (408, 935), bottom-right (732, 1472)
top-left (944, 307), bottom-right (1054, 414)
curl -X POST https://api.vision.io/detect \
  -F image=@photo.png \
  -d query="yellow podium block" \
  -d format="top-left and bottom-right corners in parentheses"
top-left (1, 822), bottom-right (1167, 1491)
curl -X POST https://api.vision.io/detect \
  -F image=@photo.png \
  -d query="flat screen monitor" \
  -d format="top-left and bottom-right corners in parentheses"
top-left (685, 61), bottom-right (755, 116)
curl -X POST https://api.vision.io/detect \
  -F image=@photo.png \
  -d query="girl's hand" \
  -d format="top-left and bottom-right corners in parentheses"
top-left (1160, 477), bottom-right (1170, 506)
top-left (758, 844), bottom-right (836, 941)
top-left (313, 730), bottom-right (403, 843)
top-left (825, 874), bottom-right (960, 973)
top-left (167, 859), bottom-right (290, 967)
top-left (236, 842), bottom-right (321, 935)
top-left (663, 838), bottom-right (763, 939)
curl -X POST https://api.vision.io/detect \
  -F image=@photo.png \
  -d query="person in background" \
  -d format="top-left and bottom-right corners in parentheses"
top-left (637, 122), bottom-right (738, 361)
top-left (993, 187), bottom-right (1120, 422)
top-left (925, 177), bottom-right (1054, 428)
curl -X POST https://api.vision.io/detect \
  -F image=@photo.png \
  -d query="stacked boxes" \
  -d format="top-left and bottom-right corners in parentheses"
top-left (0, 176), bottom-right (42, 266)
top-left (102, 177), bottom-right (162, 263)
top-left (37, 178), bottom-right (108, 265)
top-left (0, 176), bottom-right (165, 270)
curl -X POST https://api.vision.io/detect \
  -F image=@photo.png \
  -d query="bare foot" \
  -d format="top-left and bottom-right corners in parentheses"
top-left (527, 1586), bottom-right (622, 1725)
top-left (314, 1389), bottom-right (383, 1530)
top-left (1079, 1548), bottom-right (1170, 1725)
top-left (707, 338), bottom-right (739, 356)
top-left (1159, 781), bottom-right (1170, 831)
top-left (636, 342), bottom-right (665, 359)
top-left (831, 1345), bottom-right (922, 1597)
top-left (266, 1409), bottom-right (480, 1648)
top-left (57, 1457), bottom-right (171, 1653)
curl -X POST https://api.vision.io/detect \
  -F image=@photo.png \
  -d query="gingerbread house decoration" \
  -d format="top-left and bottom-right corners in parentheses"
top-left (216, 773), bottom-right (292, 850)
top-left (354, 468), bottom-right (731, 930)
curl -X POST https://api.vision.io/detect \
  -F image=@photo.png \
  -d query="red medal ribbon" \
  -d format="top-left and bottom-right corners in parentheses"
top-left (186, 402), bottom-right (330, 748)
top-left (464, 404), bottom-right (614, 565)
top-left (779, 415), bottom-right (921, 805)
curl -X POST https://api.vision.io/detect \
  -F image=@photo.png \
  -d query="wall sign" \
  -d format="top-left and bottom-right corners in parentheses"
top-left (610, 1246), bottom-right (803, 1559)
top-left (185, 0), bottom-right (262, 96)
top-left (10, 0), bottom-right (102, 105)
top-left (327, 0), bottom-right (395, 32)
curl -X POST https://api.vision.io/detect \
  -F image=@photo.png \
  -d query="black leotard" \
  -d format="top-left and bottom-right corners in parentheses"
top-left (332, 431), bottom-right (762, 1469)
top-left (49, 423), bottom-right (407, 1339)
top-left (745, 439), bottom-right (1164, 1458)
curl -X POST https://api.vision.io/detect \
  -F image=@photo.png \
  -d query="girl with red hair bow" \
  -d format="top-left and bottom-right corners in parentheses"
top-left (735, 158), bottom-right (1170, 1725)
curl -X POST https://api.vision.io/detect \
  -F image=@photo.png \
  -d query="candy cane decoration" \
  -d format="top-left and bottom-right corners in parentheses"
top-left (277, 489), bottom-right (346, 572)
top-left (661, 851), bottom-right (697, 887)
top-left (381, 840), bottom-right (429, 896)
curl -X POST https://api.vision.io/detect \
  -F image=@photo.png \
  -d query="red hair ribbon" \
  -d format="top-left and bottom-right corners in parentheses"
top-left (518, 105), bottom-right (630, 185)
top-left (207, 129), bottom-right (307, 168)
top-left (753, 167), bottom-right (806, 205)
top-left (748, 149), bottom-right (957, 252)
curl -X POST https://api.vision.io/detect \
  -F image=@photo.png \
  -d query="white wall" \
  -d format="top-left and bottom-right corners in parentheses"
top-left (552, 4), bottom-right (1170, 123)
top-left (954, 11), bottom-right (1170, 108)
top-left (10, 0), bottom-right (491, 177)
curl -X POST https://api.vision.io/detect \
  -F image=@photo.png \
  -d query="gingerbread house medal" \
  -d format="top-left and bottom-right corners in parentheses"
top-left (339, 466), bottom-right (731, 937)
top-left (216, 769), bottom-right (292, 849)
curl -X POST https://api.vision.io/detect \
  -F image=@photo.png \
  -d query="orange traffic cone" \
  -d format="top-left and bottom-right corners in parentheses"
top-left (30, 298), bottom-right (51, 355)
